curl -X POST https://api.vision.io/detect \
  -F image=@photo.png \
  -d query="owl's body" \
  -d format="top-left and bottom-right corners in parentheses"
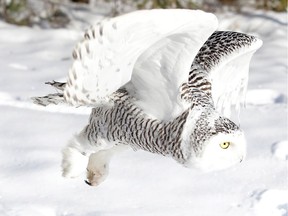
top-left (33, 9), bottom-right (261, 186)
top-left (60, 88), bottom-right (244, 186)
top-left (85, 90), bottom-right (190, 163)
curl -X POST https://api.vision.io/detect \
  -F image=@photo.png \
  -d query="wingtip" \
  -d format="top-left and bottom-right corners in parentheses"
top-left (253, 37), bottom-right (263, 50)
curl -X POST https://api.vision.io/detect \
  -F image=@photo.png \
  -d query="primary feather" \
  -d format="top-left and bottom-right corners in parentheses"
top-left (190, 31), bottom-right (262, 117)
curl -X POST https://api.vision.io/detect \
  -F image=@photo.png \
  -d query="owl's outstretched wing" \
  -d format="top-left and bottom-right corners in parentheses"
top-left (63, 9), bottom-right (218, 115)
top-left (189, 31), bottom-right (262, 117)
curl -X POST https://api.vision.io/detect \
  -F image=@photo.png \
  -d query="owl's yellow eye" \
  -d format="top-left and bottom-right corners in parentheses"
top-left (220, 142), bottom-right (231, 149)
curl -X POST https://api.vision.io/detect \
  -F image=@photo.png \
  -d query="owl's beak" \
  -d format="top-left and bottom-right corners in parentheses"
top-left (239, 155), bottom-right (244, 163)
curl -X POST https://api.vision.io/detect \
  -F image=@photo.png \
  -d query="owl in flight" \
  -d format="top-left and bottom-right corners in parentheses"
top-left (33, 9), bottom-right (262, 186)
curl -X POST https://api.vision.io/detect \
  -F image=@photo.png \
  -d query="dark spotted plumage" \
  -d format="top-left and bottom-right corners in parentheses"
top-left (192, 31), bottom-right (257, 71)
top-left (45, 80), bottom-right (66, 91)
top-left (191, 110), bottom-right (240, 156)
top-left (82, 90), bottom-right (190, 164)
top-left (181, 31), bottom-right (258, 102)
top-left (32, 93), bottom-right (64, 106)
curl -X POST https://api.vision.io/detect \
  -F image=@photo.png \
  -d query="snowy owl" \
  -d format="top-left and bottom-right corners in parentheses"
top-left (33, 9), bottom-right (262, 186)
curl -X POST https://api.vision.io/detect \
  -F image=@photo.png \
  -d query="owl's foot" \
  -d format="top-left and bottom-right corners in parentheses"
top-left (85, 151), bottom-right (110, 186)
top-left (85, 166), bottom-right (108, 186)
top-left (84, 145), bottom-right (129, 186)
top-left (62, 145), bottom-right (89, 178)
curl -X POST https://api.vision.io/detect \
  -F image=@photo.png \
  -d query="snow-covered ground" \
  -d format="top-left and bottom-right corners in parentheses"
top-left (0, 8), bottom-right (287, 216)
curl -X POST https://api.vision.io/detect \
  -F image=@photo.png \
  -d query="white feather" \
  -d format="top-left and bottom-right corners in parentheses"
top-left (210, 38), bottom-right (263, 117)
top-left (64, 9), bottom-right (218, 115)
top-left (130, 17), bottom-right (218, 120)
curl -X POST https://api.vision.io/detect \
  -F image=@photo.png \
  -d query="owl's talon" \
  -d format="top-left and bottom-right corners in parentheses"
top-left (85, 168), bottom-right (106, 187)
top-left (85, 180), bottom-right (92, 186)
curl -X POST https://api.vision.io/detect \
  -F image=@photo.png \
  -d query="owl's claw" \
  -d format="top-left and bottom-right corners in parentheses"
top-left (85, 166), bottom-right (108, 187)
top-left (85, 180), bottom-right (92, 186)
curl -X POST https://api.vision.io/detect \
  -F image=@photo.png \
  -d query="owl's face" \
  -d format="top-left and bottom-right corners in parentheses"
top-left (186, 110), bottom-right (246, 172)
top-left (192, 131), bottom-right (246, 171)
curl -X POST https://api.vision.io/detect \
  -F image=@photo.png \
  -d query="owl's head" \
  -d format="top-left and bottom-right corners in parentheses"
top-left (183, 109), bottom-right (246, 172)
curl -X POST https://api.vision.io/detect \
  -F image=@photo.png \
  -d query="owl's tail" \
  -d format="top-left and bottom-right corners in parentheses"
top-left (32, 81), bottom-right (66, 106)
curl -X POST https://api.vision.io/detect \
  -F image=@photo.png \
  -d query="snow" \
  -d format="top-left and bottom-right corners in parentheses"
top-left (272, 140), bottom-right (288, 161)
top-left (0, 8), bottom-right (287, 216)
top-left (252, 189), bottom-right (288, 216)
top-left (246, 89), bottom-right (286, 105)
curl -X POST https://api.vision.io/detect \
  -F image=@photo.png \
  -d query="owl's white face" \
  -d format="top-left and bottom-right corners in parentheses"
top-left (189, 131), bottom-right (246, 172)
